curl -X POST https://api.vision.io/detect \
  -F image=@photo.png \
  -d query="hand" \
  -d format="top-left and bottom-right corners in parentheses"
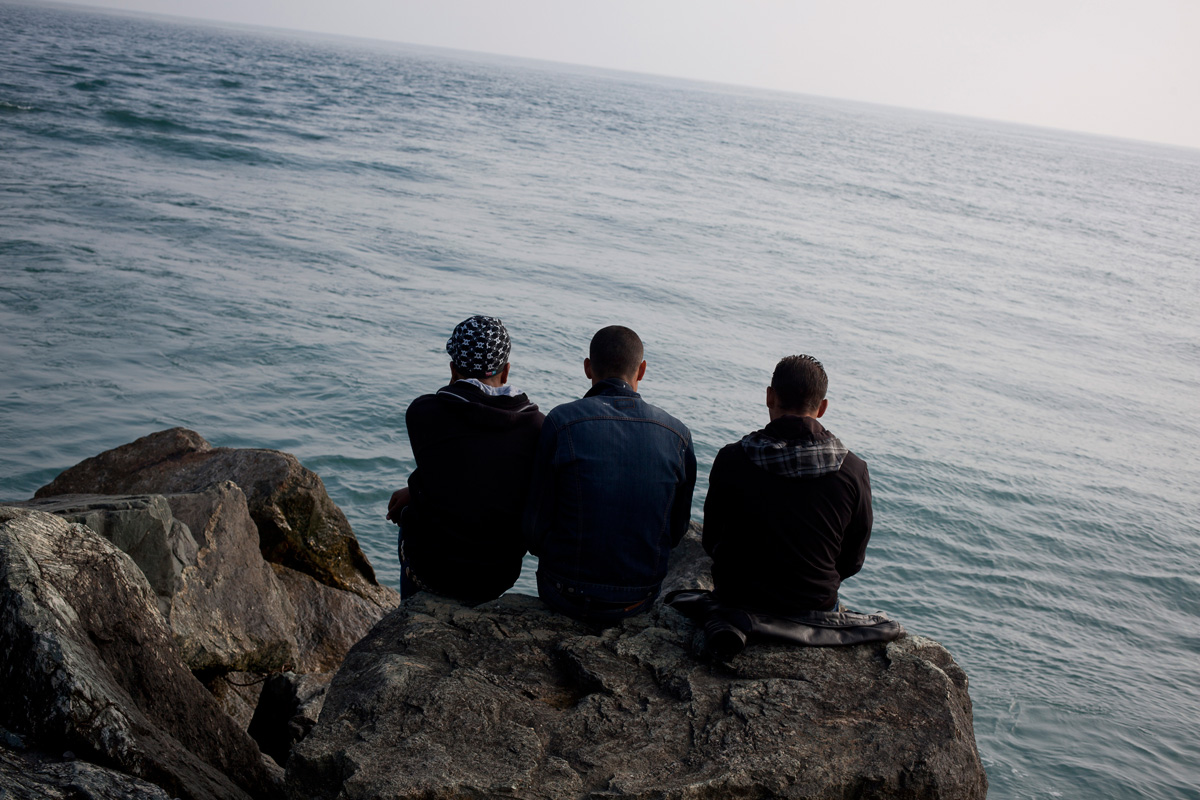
top-left (386, 487), bottom-right (411, 523)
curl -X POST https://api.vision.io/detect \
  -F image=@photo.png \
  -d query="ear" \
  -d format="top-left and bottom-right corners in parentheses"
top-left (449, 362), bottom-right (461, 382)
top-left (766, 385), bottom-right (778, 409)
top-left (635, 360), bottom-right (647, 382)
top-left (584, 358), bottom-right (594, 380)
top-left (815, 398), bottom-right (829, 418)
top-left (499, 363), bottom-right (511, 384)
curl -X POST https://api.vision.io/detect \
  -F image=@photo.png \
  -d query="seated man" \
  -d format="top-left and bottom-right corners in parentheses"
top-left (525, 325), bottom-right (696, 625)
top-left (702, 354), bottom-right (872, 615)
top-left (387, 315), bottom-right (544, 604)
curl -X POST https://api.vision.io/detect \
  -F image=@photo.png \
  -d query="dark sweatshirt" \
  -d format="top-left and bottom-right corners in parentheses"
top-left (702, 414), bottom-right (872, 613)
top-left (403, 381), bottom-right (544, 602)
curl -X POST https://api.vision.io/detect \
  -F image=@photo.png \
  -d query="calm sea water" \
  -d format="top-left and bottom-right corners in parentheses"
top-left (3, 3), bottom-right (1199, 797)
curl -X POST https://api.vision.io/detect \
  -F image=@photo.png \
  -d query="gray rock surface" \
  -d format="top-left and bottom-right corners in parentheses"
top-left (287, 534), bottom-right (987, 800)
top-left (0, 507), bottom-right (282, 800)
top-left (13, 493), bottom-right (198, 617)
top-left (35, 427), bottom-right (396, 609)
top-left (272, 562), bottom-right (395, 673)
top-left (206, 672), bottom-right (267, 732)
top-left (12, 484), bottom-right (397, 678)
top-left (166, 481), bottom-right (299, 673)
top-left (248, 671), bottom-right (333, 767)
top-left (0, 740), bottom-right (174, 800)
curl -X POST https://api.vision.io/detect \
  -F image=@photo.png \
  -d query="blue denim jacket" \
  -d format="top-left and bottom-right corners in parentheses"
top-left (524, 378), bottom-right (697, 604)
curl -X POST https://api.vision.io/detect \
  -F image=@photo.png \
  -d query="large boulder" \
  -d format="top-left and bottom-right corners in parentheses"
top-left (286, 535), bottom-right (987, 800)
top-left (0, 507), bottom-right (282, 800)
top-left (13, 494), bottom-right (198, 617)
top-left (15, 484), bottom-right (398, 679)
top-left (271, 562), bottom-right (397, 673)
top-left (14, 486), bottom-right (301, 675)
top-left (35, 427), bottom-right (396, 609)
top-left (1, 736), bottom-right (173, 800)
top-left (166, 481), bottom-right (299, 673)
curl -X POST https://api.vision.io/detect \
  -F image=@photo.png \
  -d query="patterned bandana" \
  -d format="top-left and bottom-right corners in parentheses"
top-left (446, 315), bottom-right (511, 378)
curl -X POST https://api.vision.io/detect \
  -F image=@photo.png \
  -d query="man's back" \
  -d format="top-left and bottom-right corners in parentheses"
top-left (703, 414), bottom-right (871, 614)
top-left (403, 380), bottom-right (544, 601)
top-left (525, 326), bottom-right (696, 624)
top-left (526, 378), bottom-right (695, 602)
top-left (392, 315), bottom-right (543, 604)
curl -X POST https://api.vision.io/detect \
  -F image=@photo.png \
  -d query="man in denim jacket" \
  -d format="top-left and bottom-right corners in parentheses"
top-left (525, 326), bottom-right (696, 625)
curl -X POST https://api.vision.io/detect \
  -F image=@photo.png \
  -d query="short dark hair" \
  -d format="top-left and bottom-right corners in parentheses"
top-left (589, 325), bottom-right (644, 381)
top-left (771, 355), bottom-right (828, 413)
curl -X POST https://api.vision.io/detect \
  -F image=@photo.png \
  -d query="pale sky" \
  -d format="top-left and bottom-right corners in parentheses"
top-left (59, 0), bottom-right (1200, 150)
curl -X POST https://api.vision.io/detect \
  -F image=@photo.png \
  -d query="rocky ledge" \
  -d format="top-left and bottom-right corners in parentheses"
top-left (286, 533), bottom-right (988, 800)
top-left (1, 429), bottom-right (987, 800)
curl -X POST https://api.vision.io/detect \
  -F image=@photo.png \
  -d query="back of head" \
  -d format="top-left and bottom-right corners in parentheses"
top-left (446, 315), bottom-right (511, 379)
top-left (589, 325), bottom-right (644, 382)
top-left (771, 354), bottom-right (828, 414)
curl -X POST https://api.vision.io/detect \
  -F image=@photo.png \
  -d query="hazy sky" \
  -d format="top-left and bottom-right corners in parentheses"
top-left (60, 0), bottom-right (1200, 150)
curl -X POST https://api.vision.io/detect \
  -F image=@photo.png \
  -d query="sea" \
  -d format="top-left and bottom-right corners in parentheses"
top-left (2, 2), bottom-right (1198, 797)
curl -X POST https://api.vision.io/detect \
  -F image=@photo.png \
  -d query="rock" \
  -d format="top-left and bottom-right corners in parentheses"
top-left (286, 532), bottom-right (987, 800)
top-left (13, 485), bottom-right (396, 678)
top-left (660, 521), bottom-right (714, 595)
top-left (205, 672), bottom-right (266, 732)
top-left (271, 562), bottom-right (396, 673)
top-left (13, 493), bottom-right (198, 617)
top-left (166, 481), bottom-right (298, 673)
top-left (35, 427), bottom-right (396, 609)
top-left (0, 507), bottom-right (282, 800)
top-left (1, 739), bottom-right (174, 800)
top-left (1, 724), bottom-right (23, 749)
top-left (13, 486), bottom-right (301, 675)
top-left (248, 672), bottom-right (333, 767)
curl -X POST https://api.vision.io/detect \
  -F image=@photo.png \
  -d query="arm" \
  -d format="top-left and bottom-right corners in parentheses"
top-left (835, 463), bottom-right (873, 580)
top-left (522, 417), bottom-right (559, 556)
top-left (668, 431), bottom-right (698, 547)
top-left (385, 486), bottom-right (411, 523)
top-left (392, 396), bottom-right (427, 523)
top-left (701, 448), bottom-right (733, 558)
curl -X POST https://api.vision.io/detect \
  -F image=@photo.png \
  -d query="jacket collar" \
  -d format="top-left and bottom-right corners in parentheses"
top-left (742, 415), bottom-right (847, 478)
top-left (583, 377), bottom-right (639, 399)
top-left (437, 380), bottom-right (536, 412)
top-left (763, 414), bottom-right (828, 440)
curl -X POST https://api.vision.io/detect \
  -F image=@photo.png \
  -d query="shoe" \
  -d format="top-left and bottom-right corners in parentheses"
top-left (703, 617), bottom-right (747, 659)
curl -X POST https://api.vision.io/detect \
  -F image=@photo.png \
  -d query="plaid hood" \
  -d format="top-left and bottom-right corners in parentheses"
top-left (740, 416), bottom-right (848, 478)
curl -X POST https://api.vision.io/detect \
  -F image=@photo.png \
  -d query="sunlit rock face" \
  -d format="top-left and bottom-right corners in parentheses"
top-left (35, 426), bottom-right (397, 610)
top-left (0, 507), bottom-right (282, 800)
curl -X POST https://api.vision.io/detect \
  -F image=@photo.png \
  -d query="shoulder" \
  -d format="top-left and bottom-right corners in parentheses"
top-left (545, 395), bottom-right (589, 421)
top-left (840, 450), bottom-right (870, 480)
top-left (715, 439), bottom-right (745, 461)
top-left (711, 439), bottom-right (750, 472)
top-left (518, 402), bottom-right (547, 433)
top-left (405, 392), bottom-right (440, 418)
top-left (640, 400), bottom-right (692, 440)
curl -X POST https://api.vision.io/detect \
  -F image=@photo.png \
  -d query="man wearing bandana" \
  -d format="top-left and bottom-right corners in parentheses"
top-left (387, 315), bottom-right (544, 603)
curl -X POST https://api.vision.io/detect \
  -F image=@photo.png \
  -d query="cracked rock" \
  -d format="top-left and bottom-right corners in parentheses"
top-left (286, 532), bottom-right (987, 799)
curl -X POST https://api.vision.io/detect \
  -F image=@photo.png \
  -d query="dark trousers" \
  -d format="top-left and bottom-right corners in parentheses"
top-left (536, 571), bottom-right (655, 627)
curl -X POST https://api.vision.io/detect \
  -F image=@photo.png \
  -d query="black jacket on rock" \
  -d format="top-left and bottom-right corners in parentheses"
top-left (403, 381), bottom-right (545, 602)
top-left (702, 414), bottom-right (872, 614)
